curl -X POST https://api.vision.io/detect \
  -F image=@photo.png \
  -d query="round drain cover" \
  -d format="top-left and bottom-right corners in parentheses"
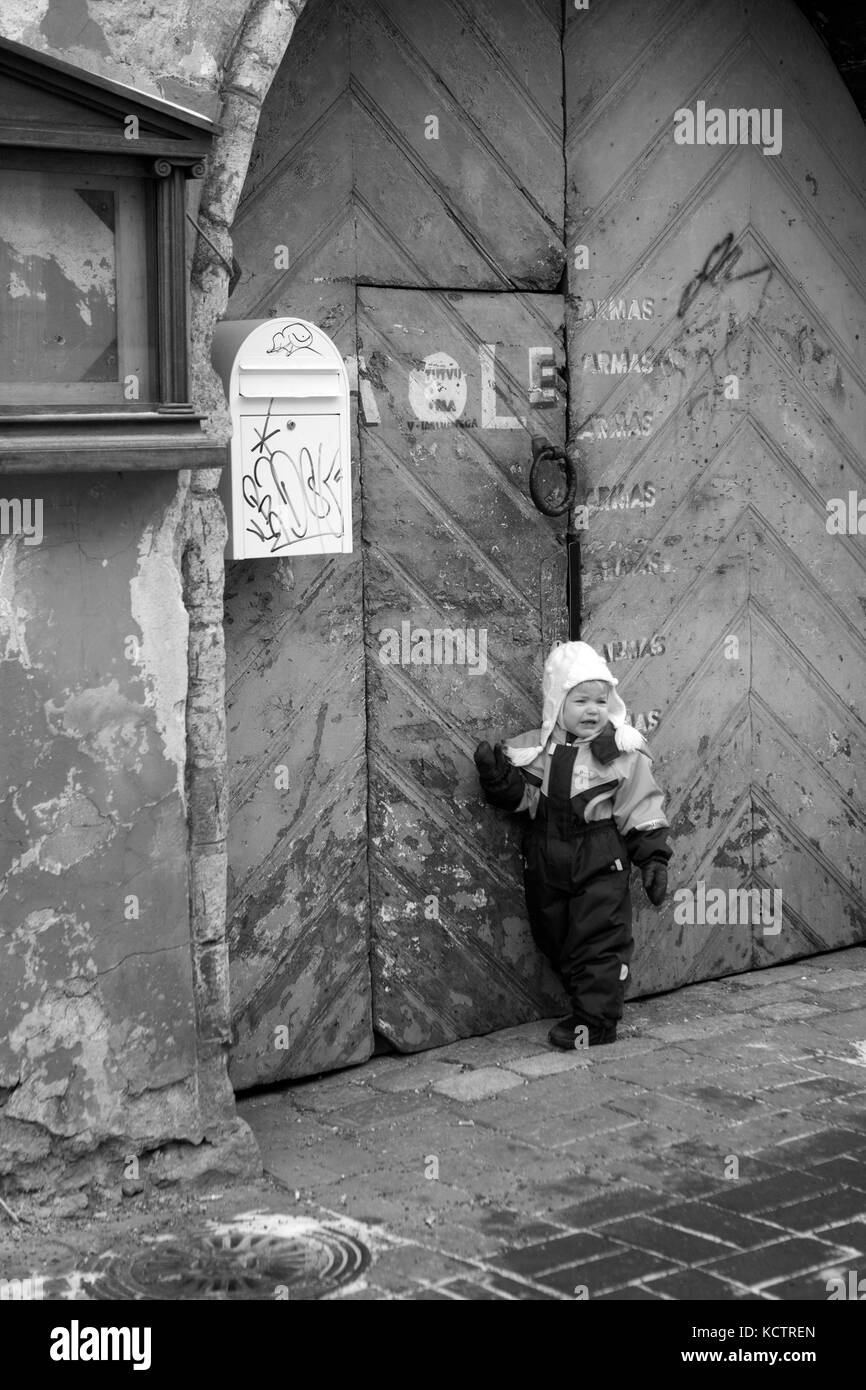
top-left (84, 1219), bottom-right (371, 1301)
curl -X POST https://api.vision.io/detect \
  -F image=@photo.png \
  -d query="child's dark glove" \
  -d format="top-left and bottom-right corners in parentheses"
top-left (641, 861), bottom-right (668, 907)
top-left (474, 741), bottom-right (525, 811)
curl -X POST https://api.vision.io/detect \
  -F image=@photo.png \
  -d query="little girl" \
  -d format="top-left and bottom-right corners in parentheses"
top-left (474, 641), bottom-right (671, 1047)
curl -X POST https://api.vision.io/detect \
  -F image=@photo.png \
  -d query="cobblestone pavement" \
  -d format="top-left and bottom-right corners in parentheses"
top-left (1, 947), bottom-right (864, 1302)
top-left (238, 946), bottom-right (866, 1300)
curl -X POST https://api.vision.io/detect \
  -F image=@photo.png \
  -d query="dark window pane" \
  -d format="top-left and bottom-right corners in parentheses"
top-left (0, 173), bottom-right (118, 385)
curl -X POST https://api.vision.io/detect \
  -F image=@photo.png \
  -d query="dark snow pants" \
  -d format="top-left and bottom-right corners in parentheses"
top-left (522, 742), bottom-right (634, 1027)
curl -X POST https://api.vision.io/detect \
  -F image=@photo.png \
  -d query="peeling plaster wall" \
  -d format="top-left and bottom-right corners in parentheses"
top-left (0, 475), bottom-right (202, 1183)
top-left (0, 1), bottom-right (310, 1189)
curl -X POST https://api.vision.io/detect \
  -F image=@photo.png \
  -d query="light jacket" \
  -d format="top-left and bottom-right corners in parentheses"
top-left (505, 721), bottom-right (671, 867)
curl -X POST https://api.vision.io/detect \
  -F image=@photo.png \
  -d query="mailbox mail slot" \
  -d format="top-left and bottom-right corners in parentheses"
top-left (211, 317), bottom-right (352, 560)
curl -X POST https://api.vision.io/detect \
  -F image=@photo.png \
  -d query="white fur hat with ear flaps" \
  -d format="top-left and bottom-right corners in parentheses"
top-left (506, 640), bottom-right (645, 767)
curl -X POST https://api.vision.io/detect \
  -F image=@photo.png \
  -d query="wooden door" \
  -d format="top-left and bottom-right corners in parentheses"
top-left (359, 287), bottom-right (570, 1050)
top-left (224, 0), bottom-right (566, 1081)
top-left (564, 0), bottom-right (866, 994)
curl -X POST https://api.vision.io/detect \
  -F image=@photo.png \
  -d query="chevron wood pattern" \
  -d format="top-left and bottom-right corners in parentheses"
top-left (359, 287), bottom-right (569, 1049)
top-left (231, 0), bottom-right (564, 304)
top-left (564, 0), bottom-right (866, 992)
top-left (224, 0), bottom-right (565, 1082)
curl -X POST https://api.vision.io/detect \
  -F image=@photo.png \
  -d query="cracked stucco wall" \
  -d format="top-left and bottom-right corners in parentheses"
top-left (0, 0), bottom-right (310, 1190)
top-left (0, 473), bottom-right (202, 1185)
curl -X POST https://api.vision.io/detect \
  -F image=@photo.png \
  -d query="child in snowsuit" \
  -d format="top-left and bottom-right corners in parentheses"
top-left (474, 641), bottom-right (671, 1048)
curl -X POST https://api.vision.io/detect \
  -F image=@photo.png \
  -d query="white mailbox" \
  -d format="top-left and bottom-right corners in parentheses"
top-left (211, 317), bottom-right (352, 560)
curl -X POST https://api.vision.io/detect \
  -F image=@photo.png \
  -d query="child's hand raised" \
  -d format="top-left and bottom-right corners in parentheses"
top-left (473, 741), bottom-right (525, 810)
top-left (474, 740), bottom-right (509, 781)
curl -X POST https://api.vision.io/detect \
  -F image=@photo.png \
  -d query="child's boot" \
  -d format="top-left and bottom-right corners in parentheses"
top-left (547, 1013), bottom-right (617, 1049)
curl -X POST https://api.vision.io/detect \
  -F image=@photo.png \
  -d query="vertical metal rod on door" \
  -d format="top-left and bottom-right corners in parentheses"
top-left (529, 435), bottom-right (581, 640)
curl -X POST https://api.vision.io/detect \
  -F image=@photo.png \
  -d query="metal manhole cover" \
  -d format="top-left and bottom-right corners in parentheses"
top-left (81, 1215), bottom-right (372, 1301)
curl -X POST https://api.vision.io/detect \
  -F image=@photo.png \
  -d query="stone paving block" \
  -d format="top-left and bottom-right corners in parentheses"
top-left (506, 1052), bottom-right (593, 1079)
top-left (332, 1284), bottom-right (394, 1300)
top-left (616, 1120), bottom-right (706, 1155)
top-left (759, 1271), bottom-right (841, 1300)
top-left (516, 1068), bottom-right (641, 1108)
top-left (432, 1278), bottom-right (507, 1300)
top-left (537, 1246), bottom-right (679, 1296)
top-left (758, 1187), bottom-right (866, 1233)
top-left (577, 1154), bottom-right (728, 1198)
top-left (670, 1037), bottom-right (789, 1067)
top-left (753, 1002), bottom-right (831, 1023)
top-left (815, 1221), bottom-right (866, 1255)
top-left (647, 1267), bottom-right (757, 1299)
top-left (761, 1075), bottom-right (864, 1106)
top-left (324, 1185), bottom-right (478, 1237)
top-left (273, 1080), bottom-right (369, 1114)
top-left (801, 1009), bottom-right (866, 1039)
top-left (366, 1245), bottom-right (478, 1291)
top-left (697, 1112), bottom-right (824, 1155)
top-left (703, 1169), bottom-right (842, 1214)
top-left (686, 1063), bottom-right (823, 1096)
top-left (654, 1117), bottom-right (816, 1172)
top-left (795, 1053), bottom-right (866, 1082)
top-left (769, 1127), bottom-right (866, 1164)
top-left (801, 986), bottom-right (866, 1011)
top-left (431, 1067), bottom-right (525, 1102)
top-left (712, 982), bottom-right (808, 1009)
top-left (465, 1076), bottom-right (637, 1135)
top-left (593, 1284), bottom-right (667, 1299)
top-left (824, 1102), bottom-right (866, 1133)
top-left (403, 1288), bottom-right (456, 1299)
top-left (326, 1092), bottom-right (441, 1129)
top-left (598, 1049), bottom-right (722, 1087)
top-left (585, 1034), bottom-right (668, 1059)
top-left (808, 1154), bottom-right (866, 1187)
top-left (526, 1173), bottom-right (624, 1213)
top-left (480, 1272), bottom-right (561, 1300)
top-left (408, 1216), bottom-right (505, 1261)
top-left (802, 970), bottom-right (866, 992)
top-left (363, 1061), bottom-right (465, 1094)
top-left (597, 1214), bottom-right (726, 1263)
top-left (555, 1186), bottom-right (671, 1228)
top-left (491, 1229), bottom-right (617, 1276)
top-left (525, 1107), bottom-right (642, 1151)
top-left (727, 964), bottom-right (825, 988)
top-left (702, 1235), bottom-right (849, 1287)
top-left (664, 1083), bottom-right (768, 1117)
top-left (470, 1209), bottom-right (573, 1243)
top-left (640, 1015), bottom-right (750, 1043)
top-left (652, 1200), bottom-right (784, 1249)
top-left (258, 1139), bottom-right (384, 1189)
top-left (606, 1091), bottom-right (739, 1134)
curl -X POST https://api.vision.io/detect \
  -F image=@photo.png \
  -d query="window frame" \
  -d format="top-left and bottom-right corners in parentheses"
top-left (0, 35), bottom-right (223, 472)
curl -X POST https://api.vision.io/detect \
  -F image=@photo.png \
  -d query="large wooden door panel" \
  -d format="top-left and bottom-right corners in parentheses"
top-left (359, 287), bottom-right (570, 1049)
top-left (565, 0), bottom-right (866, 994)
